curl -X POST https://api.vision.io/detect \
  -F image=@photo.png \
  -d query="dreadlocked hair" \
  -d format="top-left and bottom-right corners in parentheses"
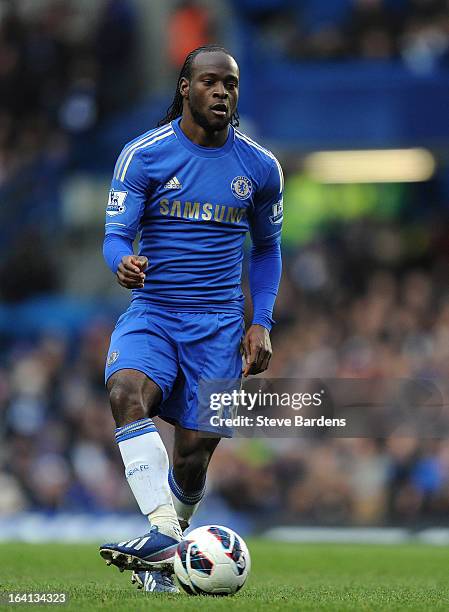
top-left (158, 44), bottom-right (240, 128)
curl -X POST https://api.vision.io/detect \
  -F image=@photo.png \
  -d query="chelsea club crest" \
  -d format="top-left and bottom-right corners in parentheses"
top-left (231, 176), bottom-right (252, 200)
top-left (107, 350), bottom-right (120, 366)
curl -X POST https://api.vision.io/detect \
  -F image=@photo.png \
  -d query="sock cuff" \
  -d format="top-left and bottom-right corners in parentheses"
top-left (168, 466), bottom-right (205, 505)
top-left (115, 418), bottom-right (157, 443)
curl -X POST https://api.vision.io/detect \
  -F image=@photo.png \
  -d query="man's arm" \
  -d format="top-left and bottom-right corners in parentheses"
top-left (103, 234), bottom-right (148, 289)
top-left (244, 159), bottom-right (283, 377)
top-left (249, 242), bottom-right (282, 330)
top-left (243, 242), bottom-right (282, 376)
top-left (103, 147), bottom-right (149, 290)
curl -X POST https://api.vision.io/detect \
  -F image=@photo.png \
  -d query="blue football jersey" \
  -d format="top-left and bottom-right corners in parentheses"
top-left (105, 117), bottom-right (283, 312)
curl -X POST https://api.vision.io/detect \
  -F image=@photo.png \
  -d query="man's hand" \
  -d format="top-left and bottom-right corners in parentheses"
top-left (116, 255), bottom-right (148, 289)
top-left (242, 324), bottom-right (272, 377)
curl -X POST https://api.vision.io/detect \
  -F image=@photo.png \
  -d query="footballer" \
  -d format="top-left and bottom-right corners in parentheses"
top-left (99, 45), bottom-right (283, 593)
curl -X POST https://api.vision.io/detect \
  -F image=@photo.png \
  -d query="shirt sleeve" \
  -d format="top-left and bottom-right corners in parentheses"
top-left (104, 147), bottom-right (149, 240)
top-left (103, 233), bottom-right (134, 274)
top-left (247, 157), bottom-right (284, 330)
top-left (248, 157), bottom-right (284, 247)
top-left (249, 242), bottom-right (282, 330)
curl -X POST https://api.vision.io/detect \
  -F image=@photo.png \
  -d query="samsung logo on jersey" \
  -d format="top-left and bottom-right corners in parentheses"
top-left (159, 199), bottom-right (247, 224)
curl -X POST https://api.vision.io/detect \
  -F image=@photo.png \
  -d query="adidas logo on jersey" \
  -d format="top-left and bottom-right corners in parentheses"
top-left (164, 176), bottom-right (182, 190)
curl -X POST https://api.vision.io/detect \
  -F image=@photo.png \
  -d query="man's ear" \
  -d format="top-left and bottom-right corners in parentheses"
top-left (180, 77), bottom-right (189, 100)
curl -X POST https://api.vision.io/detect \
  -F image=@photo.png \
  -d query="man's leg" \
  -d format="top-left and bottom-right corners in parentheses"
top-left (100, 369), bottom-right (182, 573)
top-left (165, 312), bottom-right (243, 529)
top-left (169, 424), bottom-right (220, 530)
top-left (108, 369), bottom-right (182, 540)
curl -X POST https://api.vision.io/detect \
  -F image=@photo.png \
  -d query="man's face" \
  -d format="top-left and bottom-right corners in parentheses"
top-left (181, 51), bottom-right (239, 132)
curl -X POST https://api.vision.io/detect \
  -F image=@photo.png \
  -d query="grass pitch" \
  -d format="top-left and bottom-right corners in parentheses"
top-left (0, 540), bottom-right (448, 611)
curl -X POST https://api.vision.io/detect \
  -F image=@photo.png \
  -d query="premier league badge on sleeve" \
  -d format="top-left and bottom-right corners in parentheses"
top-left (231, 176), bottom-right (252, 200)
top-left (106, 190), bottom-right (128, 216)
top-left (269, 198), bottom-right (283, 224)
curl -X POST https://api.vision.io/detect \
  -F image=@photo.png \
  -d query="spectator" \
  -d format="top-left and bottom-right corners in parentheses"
top-left (167, 1), bottom-right (212, 70)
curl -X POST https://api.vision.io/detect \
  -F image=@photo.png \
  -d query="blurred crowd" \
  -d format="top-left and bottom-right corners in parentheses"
top-left (2, 0), bottom-right (449, 529)
top-left (238, 0), bottom-right (449, 67)
top-left (2, 216), bottom-right (449, 527)
top-left (2, 0), bottom-right (449, 190)
top-left (0, 0), bottom-right (138, 187)
top-left (216, 221), bottom-right (449, 526)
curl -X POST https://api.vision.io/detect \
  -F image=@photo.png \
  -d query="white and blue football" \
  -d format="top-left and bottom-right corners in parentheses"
top-left (174, 525), bottom-right (251, 596)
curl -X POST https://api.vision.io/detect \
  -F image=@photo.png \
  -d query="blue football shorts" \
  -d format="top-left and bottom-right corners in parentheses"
top-left (105, 302), bottom-right (244, 431)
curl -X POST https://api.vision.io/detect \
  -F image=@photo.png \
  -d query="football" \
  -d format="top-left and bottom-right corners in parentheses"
top-left (174, 525), bottom-right (251, 596)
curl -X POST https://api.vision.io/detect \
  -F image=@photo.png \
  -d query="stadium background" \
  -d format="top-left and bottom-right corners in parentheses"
top-left (1, 0), bottom-right (449, 542)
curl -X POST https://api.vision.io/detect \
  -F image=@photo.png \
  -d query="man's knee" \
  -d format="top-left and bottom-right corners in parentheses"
top-left (109, 385), bottom-right (142, 427)
top-left (107, 371), bottom-right (161, 427)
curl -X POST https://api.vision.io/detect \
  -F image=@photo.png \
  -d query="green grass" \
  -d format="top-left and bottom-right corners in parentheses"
top-left (1, 540), bottom-right (448, 611)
